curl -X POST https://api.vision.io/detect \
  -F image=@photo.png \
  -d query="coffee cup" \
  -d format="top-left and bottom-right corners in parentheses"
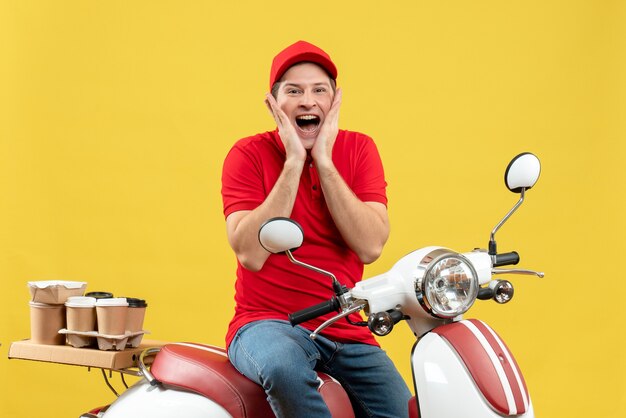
top-left (84, 292), bottom-right (113, 331)
top-left (96, 298), bottom-right (129, 336)
top-left (65, 296), bottom-right (97, 332)
top-left (124, 298), bottom-right (148, 333)
top-left (29, 302), bottom-right (66, 345)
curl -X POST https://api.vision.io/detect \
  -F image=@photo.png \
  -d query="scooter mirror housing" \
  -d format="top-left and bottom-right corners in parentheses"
top-left (504, 152), bottom-right (541, 193)
top-left (258, 217), bottom-right (304, 254)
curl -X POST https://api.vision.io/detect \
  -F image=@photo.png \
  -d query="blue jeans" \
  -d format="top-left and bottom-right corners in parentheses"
top-left (228, 320), bottom-right (412, 418)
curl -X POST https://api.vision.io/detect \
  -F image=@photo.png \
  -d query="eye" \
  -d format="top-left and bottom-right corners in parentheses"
top-left (286, 88), bottom-right (302, 95)
top-left (314, 87), bottom-right (327, 93)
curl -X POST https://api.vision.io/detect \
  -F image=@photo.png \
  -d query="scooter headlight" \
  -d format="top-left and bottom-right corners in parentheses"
top-left (416, 253), bottom-right (479, 319)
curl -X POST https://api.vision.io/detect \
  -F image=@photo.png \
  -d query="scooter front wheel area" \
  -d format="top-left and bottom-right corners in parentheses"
top-left (412, 319), bottom-right (534, 418)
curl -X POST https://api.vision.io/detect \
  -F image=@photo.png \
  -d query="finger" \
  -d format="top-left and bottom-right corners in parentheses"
top-left (267, 93), bottom-right (292, 125)
top-left (330, 88), bottom-right (342, 109)
top-left (333, 87), bottom-right (343, 107)
top-left (265, 93), bottom-right (284, 126)
top-left (265, 94), bottom-right (278, 117)
top-left (264, 98), bottom-right (277, 120)
top-left (325, 88), bottom-right (342, 126)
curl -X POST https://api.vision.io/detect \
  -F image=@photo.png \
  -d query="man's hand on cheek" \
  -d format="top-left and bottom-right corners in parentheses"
top-left (265, 93), bottom-right (306, 162)
top-left (312, 88), bottom-right (342, 167)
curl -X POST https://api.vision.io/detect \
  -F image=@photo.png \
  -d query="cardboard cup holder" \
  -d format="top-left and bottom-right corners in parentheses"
top-left (59, 329), bottom-right (150, 350)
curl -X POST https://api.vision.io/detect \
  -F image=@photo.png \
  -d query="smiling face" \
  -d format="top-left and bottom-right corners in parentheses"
top-left (274, 63), bottom-right (335, 149)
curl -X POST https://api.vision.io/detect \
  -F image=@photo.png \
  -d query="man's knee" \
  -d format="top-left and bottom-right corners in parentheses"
top-left (230, 321), bottom-right (319, 382)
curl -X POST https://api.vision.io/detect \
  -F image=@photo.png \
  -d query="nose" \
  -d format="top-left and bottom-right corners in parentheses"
top-left (299, 90), bottom-right (316, 108)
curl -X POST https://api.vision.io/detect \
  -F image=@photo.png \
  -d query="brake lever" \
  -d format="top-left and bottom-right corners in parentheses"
top-left (310, 300), bottom-right (367, 340)
top-left (492, 268), bottom-right (544, 278)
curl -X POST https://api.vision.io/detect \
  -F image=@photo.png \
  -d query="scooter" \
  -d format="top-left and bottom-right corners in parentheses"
top-left (83, 152), bottom-right (543, 418)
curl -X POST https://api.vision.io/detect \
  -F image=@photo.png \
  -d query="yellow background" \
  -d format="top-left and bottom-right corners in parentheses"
top-left (1, 1), bottom-right (624, 417)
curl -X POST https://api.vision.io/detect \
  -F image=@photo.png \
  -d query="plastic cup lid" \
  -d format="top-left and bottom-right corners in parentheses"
top-left (121, 297), bottom-right (148, 308)
top-left (65, 296), bottom-right (97, 308)
top-left (96, 297), bottom-right (129, 307)
top-left (85, 291), bottom-right (114, 299)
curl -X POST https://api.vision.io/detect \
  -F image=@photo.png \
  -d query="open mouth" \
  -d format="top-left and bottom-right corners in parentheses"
top-left (295, 115), bottom-right (321, 133)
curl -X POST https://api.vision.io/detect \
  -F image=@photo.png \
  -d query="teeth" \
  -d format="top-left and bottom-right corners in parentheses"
top-left (297, 115), bottom-right (318, 120)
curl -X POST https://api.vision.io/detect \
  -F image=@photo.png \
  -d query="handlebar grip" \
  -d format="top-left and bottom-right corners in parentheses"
top-left (494, 251), bottom-right (520, 267)
top-left (288, 298), bottom-right (340, 326)
top-left (477, 287), bottom-right (494, 300)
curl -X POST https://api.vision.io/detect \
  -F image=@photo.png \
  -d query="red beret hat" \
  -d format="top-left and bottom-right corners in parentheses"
top-left (269, 40), bottom-right (338, 89)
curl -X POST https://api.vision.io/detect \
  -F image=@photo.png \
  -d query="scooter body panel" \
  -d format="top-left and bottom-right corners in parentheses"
top-left (101, 380), bottom-right (231, 418)
top-left (411, 329), bottom-right (534, 418)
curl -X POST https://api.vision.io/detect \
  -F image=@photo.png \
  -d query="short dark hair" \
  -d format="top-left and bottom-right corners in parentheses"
top-left (270, 62), bottom-right (336, 99)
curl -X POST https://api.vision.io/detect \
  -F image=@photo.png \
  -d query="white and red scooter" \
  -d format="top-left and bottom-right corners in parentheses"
top-left (83, 152), bottom-right (543, 418)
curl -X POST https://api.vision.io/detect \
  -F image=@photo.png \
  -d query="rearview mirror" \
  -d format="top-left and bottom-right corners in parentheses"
top-left (489, 152), bottom-right (541, 255)
top-left (258, 217), bottom-right (304, 254)
top-left (504, 152), bottom-right (541, 193)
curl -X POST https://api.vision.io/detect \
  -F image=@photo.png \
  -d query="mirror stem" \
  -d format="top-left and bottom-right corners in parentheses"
top-left (489, 188), bottom-right (526, 255)
top-left (285, 250), bottom-right (344, 294)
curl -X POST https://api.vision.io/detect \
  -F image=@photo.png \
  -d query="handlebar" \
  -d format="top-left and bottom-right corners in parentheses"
top-left (477, 287), bottom-right (495, 300)
top-left (288, 297), bottom-right (340, 326)
top-left (493, 251), bottom-right (520, 267)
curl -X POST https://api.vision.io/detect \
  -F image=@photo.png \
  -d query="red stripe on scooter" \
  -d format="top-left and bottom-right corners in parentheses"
top-left (470, 319), bottom-right (528, 414)
top-left (434, 322), bottom-right (511, 415)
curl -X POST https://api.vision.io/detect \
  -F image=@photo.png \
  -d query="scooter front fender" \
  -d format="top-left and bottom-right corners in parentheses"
top-left (411, 320), bottom-right (534, 418)
top-left (101, 380), bottom-right (232, 418)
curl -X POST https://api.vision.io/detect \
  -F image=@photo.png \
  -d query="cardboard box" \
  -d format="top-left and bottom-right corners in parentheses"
top-left (28, 281), bottom-right (87, 304)
top-left (8, 339), bottom-right (167, 370)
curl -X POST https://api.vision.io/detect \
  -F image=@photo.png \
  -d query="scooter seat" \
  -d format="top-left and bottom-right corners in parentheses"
top-left (150, 342), bottom-right (354, 418)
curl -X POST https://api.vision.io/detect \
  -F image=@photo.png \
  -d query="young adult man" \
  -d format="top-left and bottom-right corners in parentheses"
top-left (221, 40), bottom-right (411, 417)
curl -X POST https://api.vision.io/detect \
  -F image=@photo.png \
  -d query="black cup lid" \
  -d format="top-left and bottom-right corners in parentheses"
top-left (85, 291), bottom-right (114, 299)
top-left (123, 297), bottom-right (148, 308)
